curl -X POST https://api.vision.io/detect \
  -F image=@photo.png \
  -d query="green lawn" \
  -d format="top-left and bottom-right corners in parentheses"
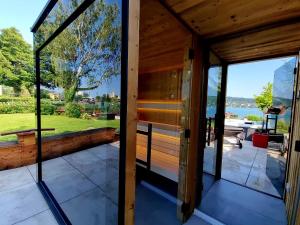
top-left (0, 113), bottom-right (119, 142)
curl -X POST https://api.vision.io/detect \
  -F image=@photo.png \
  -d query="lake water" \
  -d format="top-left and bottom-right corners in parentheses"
top-left (207, 106), bottom-right (262, 118)
top-left (225, 107), bottom-right (263, 118)
top-left (207, 106), bottom-right (291, 122)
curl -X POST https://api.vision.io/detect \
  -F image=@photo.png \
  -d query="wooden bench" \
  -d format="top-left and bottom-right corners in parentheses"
top-left (1, 128), bottom-right (55, 145)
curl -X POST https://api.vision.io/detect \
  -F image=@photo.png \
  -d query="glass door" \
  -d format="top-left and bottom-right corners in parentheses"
top-left (34, 0), bottom-right (123, 224)
top-left (201, 51), bottom-right (225, 199)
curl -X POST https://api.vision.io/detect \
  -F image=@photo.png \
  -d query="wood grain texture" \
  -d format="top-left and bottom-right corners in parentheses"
top-left (0, 128), bottom-right (116, 170)
top-left (285, 55), bottom-right (300, 225)
top-left (139, 0), bottom-right (191, 74)
top-left (125, 0), bottom-right (140, 224)
top-left (211, 22), bottom-right (300, 63)
top-left (164, 0), bottom-right (300, 38)
top-left (161, 0), bottom-right (300, 62)
top-left (177, 35), bottom-right (193, 222)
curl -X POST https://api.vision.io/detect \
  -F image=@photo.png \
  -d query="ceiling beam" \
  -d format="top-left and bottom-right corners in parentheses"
top-left (206, 16), bottom-right (300, 44)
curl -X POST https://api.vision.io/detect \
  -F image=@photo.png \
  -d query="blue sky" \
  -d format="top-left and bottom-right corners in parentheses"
top-left (0, 0), bottom-right (48, 45)
top-left (0, 1), bottom-right (296, 99)
top-left (227, 57), bottom-right (295, 98)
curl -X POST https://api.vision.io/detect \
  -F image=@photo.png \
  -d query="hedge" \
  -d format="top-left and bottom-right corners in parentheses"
top-left (0, 101), bottom-right (35, 113)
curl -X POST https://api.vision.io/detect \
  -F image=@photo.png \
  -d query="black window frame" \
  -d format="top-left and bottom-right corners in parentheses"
top-left (32, 0), bottom-right (128, 224)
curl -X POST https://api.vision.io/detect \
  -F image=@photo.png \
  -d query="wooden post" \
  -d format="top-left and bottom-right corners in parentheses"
top-left (17, 131), bottom-right (36, 146)
top-left (285, 55), bottom-right (300, 225)
top-left (123, 0), bottom-right (140, 225)
top-left (17, 131), bottom-right (37, 167)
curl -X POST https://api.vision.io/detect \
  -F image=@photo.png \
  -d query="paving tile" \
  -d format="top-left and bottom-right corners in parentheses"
top-left (27, 157), bottom-right (76, 181)
top-left (60, 187), bottom-right (117, 225)
top-left (0, 183), bottom-right (48, 225)
top-left (14, 210), bottom-right (58, 225)
top-left (87, 144), bottom-right (119, 160)
top-left (246, 174), bottom-right (281, 197)
top-left (221, 169), bottom-right (249, 185)
top-left (200, 180), bottom-right (286, 224)
top-left (87, 144), bottom-right (119, 169)
top-left (43, 169), bottom-right (97, 203)
top-left (135, 184), bottom-right (181, 225)
top-left (63, 150), bottom-right (119, 202)
top-left (0, 167), bottom-right (35, 192)
top-left (27, 156), bottom-right (96, 203)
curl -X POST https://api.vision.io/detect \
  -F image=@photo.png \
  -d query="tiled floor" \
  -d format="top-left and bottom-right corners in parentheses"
top-left (136, 183), bottom-right (211, 225)
top-left (0, 143), bottom-right (119, 225)
top-left (204, 137), bottom-right (285, 197)
top-left (199, 179), bottom-right (287, 225)
top-left (0, 143), bottom-right (210, 225)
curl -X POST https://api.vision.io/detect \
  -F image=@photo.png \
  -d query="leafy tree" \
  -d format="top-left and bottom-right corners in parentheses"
top-left (0, 28), bottom-right (34, 95)
top-left (254, 82), bottom-right (273, 113)
top-left (39, 0), bottom-right (121, 103)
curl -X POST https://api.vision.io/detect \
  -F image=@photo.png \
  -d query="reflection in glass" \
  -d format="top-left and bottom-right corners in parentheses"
top-left (37, 0), bottom-right (121, 224)
top-left (34, 0), bottom-right (85, 49)
top-left (204, 63), bottom-right (222, 175)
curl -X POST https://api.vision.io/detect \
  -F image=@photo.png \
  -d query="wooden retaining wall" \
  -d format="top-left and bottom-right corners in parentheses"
top-left (0, 128), bottom-right (116, 170)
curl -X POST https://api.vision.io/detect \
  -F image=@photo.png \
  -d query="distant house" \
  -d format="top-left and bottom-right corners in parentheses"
top-left (48, 92), bottom-right (60, 100)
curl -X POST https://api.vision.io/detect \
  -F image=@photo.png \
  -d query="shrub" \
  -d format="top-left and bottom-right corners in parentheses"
top-left (40, 100), bottom-right (56, 115)
top-left (277, 120), bottom-right (289, 133)
top-left (0, 99), bottom-right (35, 114)
top-left (65, 103), bottom-right (82, 118)
top-left (0, 96), bottom-right (33, 103)
top-left (246, 115), bottom-right (263, 121)
top-left (81, 112), bottom-right (91, 120)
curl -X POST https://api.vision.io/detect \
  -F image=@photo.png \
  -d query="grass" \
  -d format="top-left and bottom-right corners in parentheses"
top-left (0, 113), bottom-right (119, 142)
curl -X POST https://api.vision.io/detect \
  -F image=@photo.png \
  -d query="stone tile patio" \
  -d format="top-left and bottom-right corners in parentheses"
top-left (204, 137), bottom-right (286, 197)
top-left (0, 142), bottom-right (210, 225)
top-left (0, 143), bottom-right (119, 225)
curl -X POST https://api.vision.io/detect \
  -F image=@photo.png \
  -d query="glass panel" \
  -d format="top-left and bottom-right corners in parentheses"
top-left (201, 51), bottom-right (222, 202)
top-left (137, 70), bottom-right (182, 181)
top-left (204, 61), bottom-right (222, 176)
top-left (37, 0), bottom-right (121, 224)
top-left (34, 0), bottom-right (85, 49)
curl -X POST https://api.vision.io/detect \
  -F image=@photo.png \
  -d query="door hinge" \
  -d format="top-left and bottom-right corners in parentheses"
top-left (181, 201), bottom-right (191, 214)
top-left (184, 129), bottom-right (191, 138)
top-left (189, 49), bottom-right (195, 60)
top-left (294, 67), bottom-right (297, 75)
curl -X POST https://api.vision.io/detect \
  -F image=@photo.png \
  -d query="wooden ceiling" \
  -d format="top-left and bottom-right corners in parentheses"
top-left (163, 0), bottom-right (300, 62)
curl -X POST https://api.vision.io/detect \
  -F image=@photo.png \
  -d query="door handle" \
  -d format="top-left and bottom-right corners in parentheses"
top-left (295, 140), bottom-right (300, 152)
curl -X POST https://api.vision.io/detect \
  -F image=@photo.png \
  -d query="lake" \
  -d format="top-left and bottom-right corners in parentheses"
top-left (225, 107), bottom-right (263, 118)
top-left (207, 106), bottom-right (291, 123)
top-left (207, 106), bottom-right (262, 118)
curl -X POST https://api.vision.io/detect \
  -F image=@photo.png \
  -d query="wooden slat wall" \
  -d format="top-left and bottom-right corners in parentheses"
top-left (210, 23), bottom-right (300, 63)
top-left (164, 0), bottom-right (300, 39)
top-left (139, 0), bottom-right (191, 74)
top-left (138, 0), bottom-right (192, 127)
top-left (138, 70), bottom-right (182, 100)
top-left (286, 56), bottom-right (300, 225)
top-left (163, 0), bottom-right (300, 63)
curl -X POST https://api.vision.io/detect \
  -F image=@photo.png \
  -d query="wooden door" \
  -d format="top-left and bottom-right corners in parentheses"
top-left (285, 54), bottom-right (300, 225)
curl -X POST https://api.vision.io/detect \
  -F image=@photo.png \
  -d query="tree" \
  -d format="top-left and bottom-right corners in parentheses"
top-left (39, 0), bottom-right (121, 103)
top-left (0, 28), bottom-right (34, 95)
top-left (254, 82), bottom-right (273, 113)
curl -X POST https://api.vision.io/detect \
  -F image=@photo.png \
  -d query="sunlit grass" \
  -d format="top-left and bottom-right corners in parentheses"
top-left (0, 113), bottom-right (119, 142)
